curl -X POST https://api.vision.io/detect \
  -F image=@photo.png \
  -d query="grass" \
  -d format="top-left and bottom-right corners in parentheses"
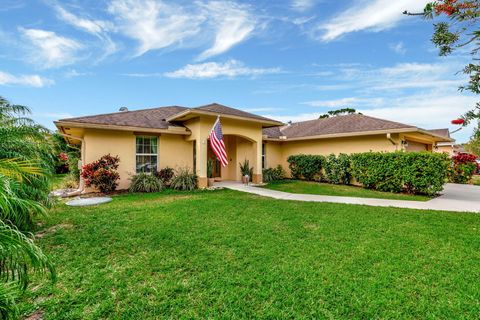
top-left (472, 175), bottom-right (480, 186)
top-left (262, 180), bottom-right (432, 201)
top-left (21, 190), bottom-right (480, 319)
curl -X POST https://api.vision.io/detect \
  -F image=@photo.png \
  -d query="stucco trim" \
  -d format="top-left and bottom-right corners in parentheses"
top-left (55, 121), bottom-right (191, 136)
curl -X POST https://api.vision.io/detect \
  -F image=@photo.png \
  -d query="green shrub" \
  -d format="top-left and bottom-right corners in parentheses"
top-left (402, 152), bottom-right (449, 194)
top-left (324, 153), bottom-right (351, 185)
top-left (155, 167), bottom-right (174, 186)
top-left (171, 167), bottom-right (198, 191)
top-left (351, 152), bottom-right (449, 195)
top-left (129, 173), bottom-right (163, 193)
top-left (450, 163), bottom-right (477, 184)
top-left (287, 154), bottom-right (325, 181)
top-left (263, 165), bottom-right (286, 183)
top-left (351, 152), bottom-right (404, 193)
top-left (449, 153), bottom-right (477, 184)
top-left (80, 154), bottom-right (120, 193)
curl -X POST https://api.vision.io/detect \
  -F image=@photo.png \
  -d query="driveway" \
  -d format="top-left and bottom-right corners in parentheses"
top-left (217, 182), bottom-right (480, 213)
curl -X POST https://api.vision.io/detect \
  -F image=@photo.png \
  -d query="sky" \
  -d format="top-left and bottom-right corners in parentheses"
top-left (0, 0), bottom-right (477, 142)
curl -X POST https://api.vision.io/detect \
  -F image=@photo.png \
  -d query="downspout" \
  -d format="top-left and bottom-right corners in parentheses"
top-left (57, 132), bottom-right (86, 197)
top-left (386, 133), bottom-right (398, 150)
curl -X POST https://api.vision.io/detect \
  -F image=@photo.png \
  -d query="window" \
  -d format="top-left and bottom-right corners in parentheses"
top-left (262, 143), bottom-right (266, 169)
top-left (136, 136), bottom-right (158, 173)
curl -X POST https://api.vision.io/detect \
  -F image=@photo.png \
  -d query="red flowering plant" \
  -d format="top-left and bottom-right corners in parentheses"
top-left (81, 154), bottom-right (120, 193)
top-left (449, 152), bottom-right (478, 183)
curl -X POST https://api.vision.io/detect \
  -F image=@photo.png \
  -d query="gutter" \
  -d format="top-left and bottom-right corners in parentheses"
top-left (57, 132), bottom-right (86, 197)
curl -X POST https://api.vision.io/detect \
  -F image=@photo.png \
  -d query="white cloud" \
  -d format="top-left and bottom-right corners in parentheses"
top-left (291, 0), bottom-right (316, 12)
top-left (197, 1), bottom-right (256, 61)
top-left (0, 71), bottom-right (54, 87)
top-left (164, 60), bottom-right (281, 79)
top-left (53, 5), bottom-right (117, 58)
top-left (54, 6), bottom-right (112, 35)
top-left (19, 28), bottom-right (83, 68)
top-left (107, 0), bottom-right (256, 59)
top-left (389, 41), bottom-right (406, 55)
top-left (108, 0), bottom-right (204, 57)
top-left (317, 0), bottom-right (429, 41)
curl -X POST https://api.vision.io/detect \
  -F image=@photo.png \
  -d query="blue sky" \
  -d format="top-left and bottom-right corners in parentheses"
top-left (0, 0), bottom-right (476, 142)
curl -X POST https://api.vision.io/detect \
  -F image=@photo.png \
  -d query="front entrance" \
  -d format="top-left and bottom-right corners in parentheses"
top-left (207, 142), bottom-right (222, 178)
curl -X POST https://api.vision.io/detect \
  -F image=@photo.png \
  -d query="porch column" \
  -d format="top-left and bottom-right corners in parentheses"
top-left (197, 138), bottom-right (208, 188)
top-left (252, 140), bottom-right (263, 184)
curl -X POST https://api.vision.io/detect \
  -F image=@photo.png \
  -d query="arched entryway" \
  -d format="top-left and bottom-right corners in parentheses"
top-left (207, 134), bottom-right (258, 182)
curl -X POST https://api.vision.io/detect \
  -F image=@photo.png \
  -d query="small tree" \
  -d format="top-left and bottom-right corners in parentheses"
top-left (405, 1), bottom-right (480, 126)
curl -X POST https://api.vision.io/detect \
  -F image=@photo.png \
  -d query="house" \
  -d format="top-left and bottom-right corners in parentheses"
top-left (55, 103), bottom-right (453, 189)
top-left (429, 128), bottom-right (455, 155)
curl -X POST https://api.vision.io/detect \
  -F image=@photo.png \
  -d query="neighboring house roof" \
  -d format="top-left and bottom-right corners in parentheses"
top-left (263, 114), bottom-right (417, 139)
top-left (56, 103), bottom-right (282, 130)
top-left (427, 128), bottom-right (450, 138)
top-left (57, 106), bottom-right (188, 129)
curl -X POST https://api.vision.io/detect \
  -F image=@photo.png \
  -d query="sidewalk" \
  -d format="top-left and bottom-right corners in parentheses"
top-left (216, 182), bottom-right (480, 213)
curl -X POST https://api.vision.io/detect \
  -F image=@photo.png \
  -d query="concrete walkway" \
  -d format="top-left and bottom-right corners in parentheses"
top-left (216, 182), bottom-right (480, 213)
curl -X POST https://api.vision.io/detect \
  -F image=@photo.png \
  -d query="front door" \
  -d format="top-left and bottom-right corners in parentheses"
top-left (207, 143), bottom-right (221, 178)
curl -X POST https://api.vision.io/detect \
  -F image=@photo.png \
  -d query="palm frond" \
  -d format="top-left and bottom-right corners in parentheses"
top-left (0, 221), bottom-right (55, 290)
top-left (0, 159), bottom-right (44, 182)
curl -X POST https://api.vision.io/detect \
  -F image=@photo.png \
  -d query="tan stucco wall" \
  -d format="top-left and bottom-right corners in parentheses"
top-left (405, 140), bottom-right (428, 152)
top-left (83, 129), bottom-right (193, 190)
top-left (435, 145), bottom-right (454, 155)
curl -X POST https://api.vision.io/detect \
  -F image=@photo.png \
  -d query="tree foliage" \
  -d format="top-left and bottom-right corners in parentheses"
top-left (406, 1), bottom-right (480, 125)
top-left (0, 96), bottom-right (56, 318)
top-left (319, 108), bottom-right (361, 119)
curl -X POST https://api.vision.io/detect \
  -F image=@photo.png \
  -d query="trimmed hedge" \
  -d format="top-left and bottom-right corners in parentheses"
top-left (287, 154), bottom-right (325, 181)
top-left (286, 152), bottom-right (450, 196)
top-left (324, 153), bottom-right (351, 185)
top-left (351, 152), bottom-right (449, 195)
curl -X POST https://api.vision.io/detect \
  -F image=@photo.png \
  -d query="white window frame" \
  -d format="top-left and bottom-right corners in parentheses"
top-left (135, 135), bottom-right (159, 174)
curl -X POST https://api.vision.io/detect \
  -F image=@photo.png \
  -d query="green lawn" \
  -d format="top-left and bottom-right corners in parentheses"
top-left (21, 190), bottom-right (480, 319)
top-left (263, 180), bottom-right (432, 201)
top-left (472, 175), bottom-right (480, 186)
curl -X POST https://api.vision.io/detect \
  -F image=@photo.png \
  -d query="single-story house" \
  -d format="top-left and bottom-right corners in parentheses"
top-left (429, 128), bottom-right (455, 155)
top-left (55, 103), bottom-right (453, 189)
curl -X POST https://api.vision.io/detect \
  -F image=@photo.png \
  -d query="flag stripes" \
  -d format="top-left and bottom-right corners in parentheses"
top-left (209, 117), bottom-right (228, 167)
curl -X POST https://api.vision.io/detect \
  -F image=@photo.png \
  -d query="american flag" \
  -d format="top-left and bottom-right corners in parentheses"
top-left (209, 117), bottom-right (228, 167)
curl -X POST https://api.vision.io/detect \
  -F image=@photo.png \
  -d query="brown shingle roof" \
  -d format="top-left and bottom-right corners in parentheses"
top-left (193, 103), bottom-right (280, 123)
top-left (427, 128), bottom-right (450, 138)
top-left (58, 106), bottom-right (188, 129)
top-left (263, 114), bottom-right (416, 139)
top-left (58, 103), bottom-right (282, 129)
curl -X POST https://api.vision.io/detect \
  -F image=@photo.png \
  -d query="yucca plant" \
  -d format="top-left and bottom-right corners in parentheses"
top-left (129, 173), bottom-right (163, 193)
top-left (171, 167), bottom-right (198, 191)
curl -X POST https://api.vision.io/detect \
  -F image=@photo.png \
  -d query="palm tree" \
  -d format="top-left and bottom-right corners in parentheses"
top-left (0, 97), bottom-right (56, 319)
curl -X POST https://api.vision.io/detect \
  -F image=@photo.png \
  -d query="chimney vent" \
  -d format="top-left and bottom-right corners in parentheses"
top-left (119, 107), bottom-right (129, 112)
